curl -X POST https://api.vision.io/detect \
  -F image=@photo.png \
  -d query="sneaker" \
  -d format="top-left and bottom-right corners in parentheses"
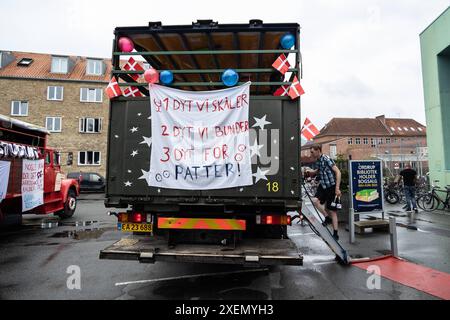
top-left (405, 208), bottom-right (412, 213)
top-left (322, 216), bottom-right (332, 227)
top-left (414, 208), bottom-right (419, 214)
top-left (332, 232), bottom-right (339, 241)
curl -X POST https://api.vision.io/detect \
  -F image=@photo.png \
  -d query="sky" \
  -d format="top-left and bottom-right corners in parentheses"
top-left (1, 0), bottom-right (449, 129)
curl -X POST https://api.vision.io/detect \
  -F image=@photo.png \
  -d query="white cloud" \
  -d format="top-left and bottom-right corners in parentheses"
top-left (1, 0), bottom-right (448, 129)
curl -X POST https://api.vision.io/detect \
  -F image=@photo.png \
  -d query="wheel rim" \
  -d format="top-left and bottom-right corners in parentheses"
top-left (68, 197), bottom-right (76, 210)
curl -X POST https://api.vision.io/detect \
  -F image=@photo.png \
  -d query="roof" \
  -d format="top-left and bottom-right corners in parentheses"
top-left (0, 51), bottom-right (111, 83)
top-left (316, 116), bottom-right (426, 138)
top-left (114, 20), bottom-right (300, 94)
top-left (0, 114), bottom-right (49, 134)
top-left (420, 6), bottom-right (450, 35)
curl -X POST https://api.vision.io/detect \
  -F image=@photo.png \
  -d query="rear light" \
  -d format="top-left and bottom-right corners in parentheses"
top-left (118, 212), bottom-right (127, 222)
top-left (118, 212), bottom-right (147, 223)
top-left (132, 213), bottom-right (143, 223)
top-left (256, 215), bottom-right (291, 225)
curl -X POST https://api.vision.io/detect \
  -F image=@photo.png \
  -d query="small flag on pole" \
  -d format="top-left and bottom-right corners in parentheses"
top-left (273, 85), bottom-right (290, 97)
top-left (123, 57), bottom-right (144, 81)
top-left (288, 76), bottom-right (305, 100)
top-left (272, 54), bottom-right (291, 75)
top-left (301, 118), bottom-right (320, 141)
top-left (123, 86), bottom-right (144, 97)
top-left (105, 76), bottom-right (122, 99)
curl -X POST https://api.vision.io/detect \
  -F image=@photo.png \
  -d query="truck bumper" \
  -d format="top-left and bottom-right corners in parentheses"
top-left (100, 237), bottom-right (302, 266)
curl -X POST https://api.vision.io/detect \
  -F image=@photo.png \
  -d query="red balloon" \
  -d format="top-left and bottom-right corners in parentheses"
top-left (144, 68), bottom-right (159, 84)
top-left (118, 37), bottom-right (134, 52)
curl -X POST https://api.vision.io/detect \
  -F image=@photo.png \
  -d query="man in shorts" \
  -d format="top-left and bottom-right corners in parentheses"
top-left (306, 144), bottom-right (342, 240)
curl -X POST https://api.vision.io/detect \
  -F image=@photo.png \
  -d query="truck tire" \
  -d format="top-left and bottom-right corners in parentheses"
top-left (56, 189), bottom-right (77, 219)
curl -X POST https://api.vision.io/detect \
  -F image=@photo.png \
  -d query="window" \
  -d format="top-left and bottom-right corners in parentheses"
top-left (418, 127), bottom-right (423, 132)
top-left (79, 118), bottom-right (102, 133)
top-left (348, 138), bottom-right (353, 145)
top-left (378, 138), bottom-right (383, 145)
top-left (11, 101), bottom-right (28, 116)
top-left (363, 138), bottom-right (368, 145)
top-left (410, 127), bottom-right (416, 132)
top-left (47, 86), bottom-right (64, 101)
top-left (17, 58), bottom-right (33, 67)
top-left (330, 145), bottom-right (337, 159)
top-left (51, 56), bottom-right (68, 73)
top-left (371, 138), bottom-right (376, 148)
top-left (397, 127), bottom-right (403, 131)
top-left (386, 138), bottom-right (391, 144)
top-left (403, 127), bottom-right (409, 131)
top-left (86, 59), bottom-right (103, 75)
top-left (53, 152), bottom-right (60, 166)
top-left (46, 117), bottom-right (62, 132)
top-left (80, 88), bottom-right (102, 102)
top-left (90, 173), bottom-right (102, 182)
top-left (390, 127), bottom-right (396, 131)
top-left (355, 138), bottom-right (361, 145)
top-left (78, 151), bottom-right (101, 165)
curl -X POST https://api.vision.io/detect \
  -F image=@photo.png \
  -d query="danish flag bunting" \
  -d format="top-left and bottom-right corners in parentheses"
top-left (272, 54), bottom-right (290, 75)
top-left (123, 86), bottom-right (144, 97)
top-left (273, 85), bottom-right (290, 97)
top-left (105, 76), bottom-right (122, 99)
top-left (123, 57), bottom-right (144, 81)
top-left (288, 76), bottom-right (305, 100)
top-left (301, 118), bottom-right (320, 141)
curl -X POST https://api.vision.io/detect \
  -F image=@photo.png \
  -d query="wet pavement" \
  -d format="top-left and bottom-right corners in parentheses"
top-left (0, 196), bottom-right (448, 300)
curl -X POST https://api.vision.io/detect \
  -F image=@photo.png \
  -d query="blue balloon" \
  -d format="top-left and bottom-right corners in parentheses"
top-left (221, 69), bottom-right (239, 87)
top-left (280, 33), bottom-right (295, 49)
top-left (160, 70), bottom-right (174, 84)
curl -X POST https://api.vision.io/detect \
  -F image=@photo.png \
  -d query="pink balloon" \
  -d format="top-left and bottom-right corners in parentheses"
top-left (118, 37), bottom-right (134, 52)
top-left (144, 68), bottom-right (159, 84)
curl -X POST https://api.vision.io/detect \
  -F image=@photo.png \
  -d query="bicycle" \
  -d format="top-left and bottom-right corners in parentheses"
top-left (417, 181), bottom-right (450, 212)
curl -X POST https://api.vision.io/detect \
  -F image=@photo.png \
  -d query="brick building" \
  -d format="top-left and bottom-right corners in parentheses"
top-left (0, 51), bottom-right (111, 176)
top-left (301, 115), bottom-right (428, 175)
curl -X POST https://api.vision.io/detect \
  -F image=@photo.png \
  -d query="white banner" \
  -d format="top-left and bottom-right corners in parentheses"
top-left (22, 159), bottom-right (44, 212)
top-left (148, 82), bottom-right (253, 190)
top-left (0, 160), bottom-right (11, 202)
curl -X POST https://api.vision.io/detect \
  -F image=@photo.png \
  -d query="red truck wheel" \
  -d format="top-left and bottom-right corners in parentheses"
top-left (56, 189), bottom-right (77, 219)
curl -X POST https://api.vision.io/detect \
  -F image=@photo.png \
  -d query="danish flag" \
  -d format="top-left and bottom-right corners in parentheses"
top-left (123, 57), bottom-right (144, 81)
top-left (272, 54), bottom-right (290, 75)
top-left (288, 76), bottom-right (305, 100)
top-left (273, 85), bottom-right (290, 97)
top-left (123, 86), bottom-right (144, 97)
top-left (301, 118), bottom-right (320, 141)
top-left (105, 76), bottom-right (122, 99)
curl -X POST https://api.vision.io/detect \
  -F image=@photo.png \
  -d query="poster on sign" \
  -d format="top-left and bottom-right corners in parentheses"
top-left (0, 160), bottom-right (11, 202)
top-left (22, 159), bottom-right (44, 212)
top-left (148, 82), bottom-right (253, 190)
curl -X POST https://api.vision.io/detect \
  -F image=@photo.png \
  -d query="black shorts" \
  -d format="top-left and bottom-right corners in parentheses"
top-left (315, 185), bottom-right (337, 211)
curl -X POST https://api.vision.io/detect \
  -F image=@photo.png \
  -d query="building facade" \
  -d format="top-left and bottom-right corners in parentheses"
top-left (0, 51), bottom-right (111, 176)
top-left (301, 115), bottom-right (428, 176)
top-left (420, 6), bottom-right (450, 186)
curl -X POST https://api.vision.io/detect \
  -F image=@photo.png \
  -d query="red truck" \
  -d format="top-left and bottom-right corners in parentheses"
top-left (0, 114), bottom-right (79, 226)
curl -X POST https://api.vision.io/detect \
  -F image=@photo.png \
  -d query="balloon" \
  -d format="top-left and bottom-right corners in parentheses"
top-left (118, 37), bottom-right (134, 52)
top-left (144, 68), bottom-right (159, 84)
top-left (280, 33), bottom-right (295, 49)
top-left (160, 70), bottom-right (174, 84)
top-left (221, 69), bottom-right (239, 87)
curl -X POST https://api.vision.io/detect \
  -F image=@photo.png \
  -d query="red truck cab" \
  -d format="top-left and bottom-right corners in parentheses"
top-left (0, 115), bottom-right (79, 226)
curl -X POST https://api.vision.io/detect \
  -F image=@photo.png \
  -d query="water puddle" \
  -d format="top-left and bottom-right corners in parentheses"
top-left (50, 227), bottom-right (112, 240)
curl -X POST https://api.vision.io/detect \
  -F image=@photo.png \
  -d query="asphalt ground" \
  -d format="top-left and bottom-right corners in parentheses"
top-left (0, 194), bottom-right (448, 300)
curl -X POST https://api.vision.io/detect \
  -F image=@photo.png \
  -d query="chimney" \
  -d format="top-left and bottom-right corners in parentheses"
top-left (376, 115), bottom-right (386, 124)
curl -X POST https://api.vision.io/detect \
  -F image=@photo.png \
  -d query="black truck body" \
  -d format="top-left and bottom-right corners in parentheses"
top-left (101, 20), bottom-right (303, 266)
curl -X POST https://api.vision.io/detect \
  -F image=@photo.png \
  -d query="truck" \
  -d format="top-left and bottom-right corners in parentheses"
top-left (0, 115), bottom-right (79, 226)
top-left (100, 20), bottom-right (304, 266)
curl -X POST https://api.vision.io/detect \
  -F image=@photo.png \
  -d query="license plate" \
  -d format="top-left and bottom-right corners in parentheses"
top-left (118, 223), bottom-right (152, 233)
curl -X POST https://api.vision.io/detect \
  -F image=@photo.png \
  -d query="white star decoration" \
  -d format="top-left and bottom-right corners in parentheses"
top-left (138, 169), bottom-right (151, 186)
top-left (137, 113), bottom-right (142, 117)
top-left (114, 135), bottom-right (119, 139)
top-left (131, 150), bottom-right (138, 157)
top-left (127, 170), bottom-right (132, 173)
top-left (252, 115), bottom-right (271, 130)
top-left (130, 127), bottom-right (138, 133)
top-left (147, 116), bottom-right (152, 120)
top-left (124, 181), bottom-right (132, 187)
top-left (253, 167), bottom-right (270, 183)
top-left (250, 139), bottom-right (263, 158)
top-left (139, 136), bottom-right (152, 147)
